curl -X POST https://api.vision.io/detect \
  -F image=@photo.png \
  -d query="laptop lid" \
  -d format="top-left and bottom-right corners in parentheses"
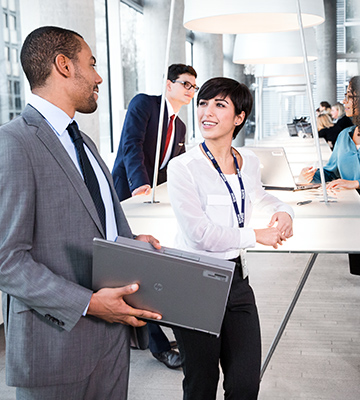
top-left (92, 236), bottom-right (235, 336)
top-left (287, 123), bottom-right (298, 137)
top-left (246, 146), bottom-right (321, 191)
top-left (246, 147), bottom-right (297, 190)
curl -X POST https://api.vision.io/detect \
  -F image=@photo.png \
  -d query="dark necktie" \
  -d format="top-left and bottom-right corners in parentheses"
top-left (160, 114), bottom-right (175, 165)
top-left (67, 121), bottom-right (106, 234)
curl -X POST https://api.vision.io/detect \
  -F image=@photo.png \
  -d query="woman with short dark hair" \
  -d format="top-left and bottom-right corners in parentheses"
top-left (167, 77), bottom-right (294, 399)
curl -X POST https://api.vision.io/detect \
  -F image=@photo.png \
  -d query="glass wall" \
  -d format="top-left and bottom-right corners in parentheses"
top-left (120, 1), bottom-right (145, 108)
top-left (0, 0), bottom-right (23, 124)
top-left (336, 0), bottom-right (360, 101)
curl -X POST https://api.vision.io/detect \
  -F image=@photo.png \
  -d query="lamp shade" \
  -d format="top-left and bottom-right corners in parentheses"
top-left (183, 0), bottom-right (325, 34)
top-left (233, 28), bottom-right (317, 64)
top-left (267, 76), bottom-right (313, 86)
top-left (254, 62), bottom-right (315, 77)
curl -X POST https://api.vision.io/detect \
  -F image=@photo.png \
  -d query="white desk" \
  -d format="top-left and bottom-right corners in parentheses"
top-left (122, 184), bottom-right (360, 253)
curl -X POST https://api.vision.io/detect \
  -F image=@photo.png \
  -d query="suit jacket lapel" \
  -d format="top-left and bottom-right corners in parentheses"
top-left (23, 106), bottom-right (105, 236)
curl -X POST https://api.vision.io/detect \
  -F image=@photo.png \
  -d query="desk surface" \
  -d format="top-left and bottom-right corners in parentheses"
top-left (121, 183), bottom-right (360, 254)
top-left (122, 136), bottom-right (357, 253)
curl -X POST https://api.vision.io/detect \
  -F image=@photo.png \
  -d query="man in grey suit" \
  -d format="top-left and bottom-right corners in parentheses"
top-left (0, 26), bottom-right (162, 399)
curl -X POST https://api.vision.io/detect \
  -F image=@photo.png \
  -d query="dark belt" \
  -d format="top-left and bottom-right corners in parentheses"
top-left (228, 255), bottom-right (243, 279)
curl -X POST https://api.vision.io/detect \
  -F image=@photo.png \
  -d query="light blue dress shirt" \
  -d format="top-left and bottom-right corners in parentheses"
top-left (312, 126), bottom-right (360, 183)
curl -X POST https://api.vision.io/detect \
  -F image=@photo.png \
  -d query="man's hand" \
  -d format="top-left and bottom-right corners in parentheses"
top-left (87, 284), bottom-right (162, 326)
top-left (132, 184), bottom-right (151, 197)
top-left (135, 234), bottom-right (161, 250)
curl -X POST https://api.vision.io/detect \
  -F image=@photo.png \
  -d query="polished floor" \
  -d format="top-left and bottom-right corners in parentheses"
top-left (1, 252), bottom-right (360, 399)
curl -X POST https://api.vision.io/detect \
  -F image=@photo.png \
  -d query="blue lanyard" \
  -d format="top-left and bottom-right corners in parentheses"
top-left (201, 142), bottom-right (245, 228)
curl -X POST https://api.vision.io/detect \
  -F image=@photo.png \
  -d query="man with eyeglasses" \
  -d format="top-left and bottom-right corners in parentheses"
top-left (113, 63), bottom-right (197, 202)
top-left (112, 63), bottom-right (197, 369)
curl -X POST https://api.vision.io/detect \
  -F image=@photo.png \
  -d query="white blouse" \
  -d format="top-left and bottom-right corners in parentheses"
top-left (167, 145), bottom-right (294, 260)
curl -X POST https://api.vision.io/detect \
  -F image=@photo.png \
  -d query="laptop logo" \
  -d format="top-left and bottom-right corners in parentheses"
top-left (153, 283), bottom-right (164, 291)
top-left (203, 270), bottom-right (229, 282)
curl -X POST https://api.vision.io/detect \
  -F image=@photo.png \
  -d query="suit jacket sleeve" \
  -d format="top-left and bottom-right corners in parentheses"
top-left (0, 128), bottom-right (95, 332)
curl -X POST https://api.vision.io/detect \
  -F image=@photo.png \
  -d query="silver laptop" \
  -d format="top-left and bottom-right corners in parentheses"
top-left (92, 236), bottom-right (235, 336)
top-left (245, 146), bottom-right (320, 191)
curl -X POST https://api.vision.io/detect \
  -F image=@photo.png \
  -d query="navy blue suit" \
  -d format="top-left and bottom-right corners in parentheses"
top-left (112, 94), bottom-right (186, 201)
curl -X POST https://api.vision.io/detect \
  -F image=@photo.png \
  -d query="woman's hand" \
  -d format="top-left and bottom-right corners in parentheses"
top-left (268, 212), bottom-right (293, 239)
top-left (298, 167), bottom-right (317, 183)
top-left (254, 227), bottom-right (284, 249)
top-left (326, 179), bottom-right (360, 190)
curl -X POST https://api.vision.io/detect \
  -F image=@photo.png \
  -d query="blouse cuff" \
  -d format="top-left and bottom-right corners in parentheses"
top-left (240, 227), bottom-right (257, 249)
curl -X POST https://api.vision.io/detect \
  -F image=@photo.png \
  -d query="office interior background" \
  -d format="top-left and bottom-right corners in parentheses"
top-left (1, 0), bottom-right (359, 169)
top-left (0, 2), bottom-right (360, 399)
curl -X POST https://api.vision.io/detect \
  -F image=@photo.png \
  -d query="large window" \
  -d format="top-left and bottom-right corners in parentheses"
top-left (120, 1), bottom-right (145, 108)
top-left (0, 0), bottom-right (23, 124)
top-left (336, 0), bottom-right (360, 100)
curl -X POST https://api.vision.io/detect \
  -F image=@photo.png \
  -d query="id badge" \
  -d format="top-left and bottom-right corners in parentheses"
top-left (240, 249), bottom-right (248, 279)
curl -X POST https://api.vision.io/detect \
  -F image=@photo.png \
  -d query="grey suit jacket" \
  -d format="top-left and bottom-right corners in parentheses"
top-left (0, 105), bottom-right (132, 387)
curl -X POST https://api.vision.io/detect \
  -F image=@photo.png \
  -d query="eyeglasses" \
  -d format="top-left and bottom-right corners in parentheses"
top-left (344, 93), bottom-right (359, 101)
top-left (171, 80), bottom-right (199, 92)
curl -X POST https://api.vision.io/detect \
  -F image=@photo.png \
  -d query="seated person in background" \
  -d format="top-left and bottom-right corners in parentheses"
top-left (299, 75), bottom-right (360, 275)
top-left (324, 102), bottom-right (354, 148)
top-left (331, 102), bottom-right (346, 122)
top-left (317, 113), bottom-right (334, 147)
top-left (167, 77), bottom-right (294, 399)
top-left (319, 101), bottom-right (332, 115)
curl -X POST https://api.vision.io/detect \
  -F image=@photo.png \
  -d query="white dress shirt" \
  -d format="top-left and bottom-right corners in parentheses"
top-left (167, 145), bottom-right (294, 261)
top-left (28, 94), bottom-right (118, 241)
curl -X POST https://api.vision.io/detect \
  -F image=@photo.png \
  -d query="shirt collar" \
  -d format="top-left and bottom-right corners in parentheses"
top-left (28, 93), bottom-right (73, 136)
top-left (165, 98), bottom-right (178, 119)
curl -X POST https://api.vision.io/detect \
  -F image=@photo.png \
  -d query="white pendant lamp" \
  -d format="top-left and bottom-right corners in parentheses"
top-left (267, 76), bottom-right (313, 87)
top-left (233, 28), bottom-right (317, 64)
top-left (183, 0), bottom-right (324, 34)
top-left (254, 62), bottom-right (315, 78)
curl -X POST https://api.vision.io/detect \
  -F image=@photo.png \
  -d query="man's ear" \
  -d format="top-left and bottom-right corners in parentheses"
top-left (54, 54), bottom-right (72, 78)
top-left (166, 79), bottom-right (172, 92)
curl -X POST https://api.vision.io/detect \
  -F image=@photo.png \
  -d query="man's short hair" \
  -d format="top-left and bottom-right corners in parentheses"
top-left (167, 64), bottom-right (197, 81)
top-left (320, 101), bottom-right (331, 109)
top-left (197, 77), bottom-right (253, 139)
top-left (20, 26), bottom-right (83, 90)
